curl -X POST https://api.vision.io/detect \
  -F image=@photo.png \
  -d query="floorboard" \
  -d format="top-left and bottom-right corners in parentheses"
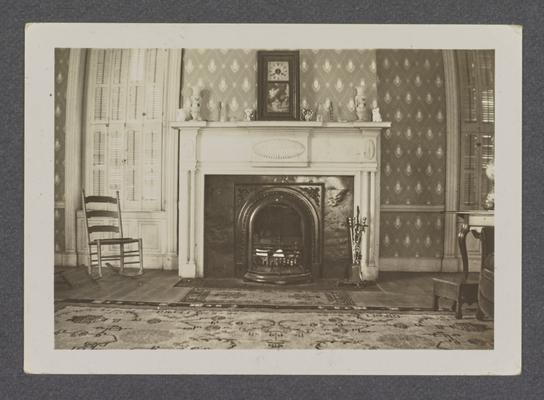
top-left (55, 267), bottom-right (477, 313)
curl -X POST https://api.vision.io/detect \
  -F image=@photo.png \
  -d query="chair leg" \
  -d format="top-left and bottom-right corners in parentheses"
top-left (119, 243), bottom-right (125, 274)
top-left (433, 295), bottom-right (439, 311)
top-left (455, 300), bottom-right (463, 319)
top-left (476, 305), bottom-right (485, 320)
top-left (97, 243), bottom-right (103, 278)
top-left (87, 245), bottom-right (92, 276)
top-left (138, 238), bottom-right (144, 275)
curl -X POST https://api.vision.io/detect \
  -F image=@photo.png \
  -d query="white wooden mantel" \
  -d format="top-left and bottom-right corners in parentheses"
top-left (171, 120), bottom-right (391, 281)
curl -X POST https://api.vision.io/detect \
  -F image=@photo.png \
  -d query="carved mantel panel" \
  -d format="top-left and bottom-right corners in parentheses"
top-left (252, 133), bottom-right (309, 167)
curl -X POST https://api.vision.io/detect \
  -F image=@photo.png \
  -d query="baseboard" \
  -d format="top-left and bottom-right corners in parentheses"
top-left (379, 256), bottom-right (480, 273)
top-left (55, 252), bottom-right (176, 270)
top-left (162, 254), bottom-right (178, 270)
top-left (379, 257), bottom-right (442, 272)
top-left (441, 256), bottom-right (461, 273)
top-left (55, 253), bottom-right (471, 273)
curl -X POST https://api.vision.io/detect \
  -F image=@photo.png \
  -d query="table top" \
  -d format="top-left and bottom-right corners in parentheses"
top-left (454, 210), bottom-right (494, 216)
top-left (442, 210), bottom-right (495, 216)
top-left (443, 210), bottom-right (495, 226)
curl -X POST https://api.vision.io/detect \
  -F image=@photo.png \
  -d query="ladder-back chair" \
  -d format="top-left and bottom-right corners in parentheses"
top-left (82, 190), bottom-right (144, 278)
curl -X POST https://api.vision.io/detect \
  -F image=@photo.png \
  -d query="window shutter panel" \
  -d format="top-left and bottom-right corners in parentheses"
top-left (107, 123), bottom-right (124, 193)
top-left (144, 49), bottom-right (166, 121)
top-left (477, 51), bottom-right (494, 124)
top-left (460, 131), bottom-right (479, 208)
top-left (109, 49), bottom-right (129, 122)
top-left (92, 126), bottom-right (107, 195)
top-left (127, 49), bottom-right (146, 122)
top-left (142, 123), bottom-right (162, 208)
top-left (123, 127), bottom-right (141, 209)
top-left (92, 50), bottom-right (110, 123)
top-left (457, 50), bottom-right (495, 210)
top-left (85, 48), bottom-right (165, 211)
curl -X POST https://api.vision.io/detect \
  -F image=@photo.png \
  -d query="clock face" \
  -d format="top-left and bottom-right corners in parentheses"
top-left (267, 61), bottom-right (289, 81)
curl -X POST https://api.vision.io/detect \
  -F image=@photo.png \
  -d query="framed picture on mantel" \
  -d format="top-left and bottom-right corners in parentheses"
top-left (257, 50), bottom-right (300, 121)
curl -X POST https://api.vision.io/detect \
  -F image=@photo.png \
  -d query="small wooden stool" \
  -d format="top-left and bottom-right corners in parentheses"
top-left (432, 277), bottom-right (479, 319)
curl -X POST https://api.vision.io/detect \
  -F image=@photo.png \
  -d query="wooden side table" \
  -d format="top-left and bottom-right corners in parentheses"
top-left (433, 211), bottom-right (494, 319)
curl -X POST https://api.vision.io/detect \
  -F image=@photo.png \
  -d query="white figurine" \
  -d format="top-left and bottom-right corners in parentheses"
top-left (371, 99), bottom-right (382, 122)
top-left (354, 86), bottom-right (367, 121)
top-left (189, 86), bottom-right (202, 121)
top-left (243, 108), bottom-right (255, 121)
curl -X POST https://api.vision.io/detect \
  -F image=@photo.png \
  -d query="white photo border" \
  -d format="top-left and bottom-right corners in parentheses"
top-left (24, 23), bottom-right (522, 375)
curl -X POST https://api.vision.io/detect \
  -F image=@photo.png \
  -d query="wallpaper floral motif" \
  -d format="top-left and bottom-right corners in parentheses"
top-left (54, 49), bottom-right (69, 253)
top-left (182, 49), bottom-right (378, 122)
top-left (376, 49), bottom-right (447, 258)
top-left (299, 49), bottom-right (377, 121)
top-left (182, 49), bottom-right (257, 121)
top-left (379, 213), bottom-right (444, 259)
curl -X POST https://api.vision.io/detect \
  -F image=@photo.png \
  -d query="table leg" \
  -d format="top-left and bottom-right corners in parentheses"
top-left (476, 305), bottom-right (485, 320)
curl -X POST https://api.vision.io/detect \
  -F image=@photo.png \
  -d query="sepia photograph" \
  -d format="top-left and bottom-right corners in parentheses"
top-left (24, 24), bottom-right (521, 374)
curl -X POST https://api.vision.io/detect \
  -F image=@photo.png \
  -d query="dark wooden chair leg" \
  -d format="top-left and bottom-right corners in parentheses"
top-left (87, 245), bottom-right (93, 276)
top-left (455, 301), bottom-right (463, 319)
top-left (433, 295), bottom-right (439, 311)
top-left (119, 242), bottom-right (125, 274)
top-left (138, 238), bottom-right (144, 275)
top-left (97, 241), bottom-right (103, 278)
top-left (476, 305), bottom-right (485, 321)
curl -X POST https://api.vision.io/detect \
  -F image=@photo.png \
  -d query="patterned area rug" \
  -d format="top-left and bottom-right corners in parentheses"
top-left (55, 304), bottom-right (493, 350)
top-left (180, 287), bottom-right (355, 309)
top-left (174, 278), bottom-right (381, 292)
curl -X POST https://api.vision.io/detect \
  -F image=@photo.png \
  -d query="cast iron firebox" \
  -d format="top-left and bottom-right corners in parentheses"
top-left (234, 184), bottom-right (323, 284)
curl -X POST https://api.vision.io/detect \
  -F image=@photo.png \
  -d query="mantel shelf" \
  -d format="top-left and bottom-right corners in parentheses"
top-left (170, 120), bottom-right (391, 129)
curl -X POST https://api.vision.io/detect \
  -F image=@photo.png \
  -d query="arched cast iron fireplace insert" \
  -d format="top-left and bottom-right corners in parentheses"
top-left (235, 184), bottom-right (323, 284)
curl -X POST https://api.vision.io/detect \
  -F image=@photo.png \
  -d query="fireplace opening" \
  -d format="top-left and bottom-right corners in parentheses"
top-left (235, 185), bottom-right (322, 284)
top-left (249, 203), bottom-right (308, 282)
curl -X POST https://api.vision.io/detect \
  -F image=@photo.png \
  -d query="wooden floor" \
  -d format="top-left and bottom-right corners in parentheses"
top-left (55, 266), bottom-right (478, 311)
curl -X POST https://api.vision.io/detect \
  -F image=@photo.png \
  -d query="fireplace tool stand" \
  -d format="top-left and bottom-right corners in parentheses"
top-left (339, 206), bottom-right (369, 288)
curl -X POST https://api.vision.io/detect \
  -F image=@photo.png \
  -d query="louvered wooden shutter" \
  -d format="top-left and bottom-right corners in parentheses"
top-left (140, 49), bottom-right (166, 209)
top-left (141, 123), bottom-right (162, 208)
top-left (144, 49), bottom-right (166, 122)
top-left (107, 123), bottom-right (124, 193)
top-left (109, 50), bottom-right (129, 122)
top-left (91, 50), bottom-right (110, 123)
top-left (87, 49), bottom-right (110, 196)
top-left (123, 127), bottom-right (141, 209)
top-left (457, 50), bottom-right (495, 210)
top-left (91, 126), bottom-right (106, 195)
top-left (127, 49), bottom-right (146, 122)
top-left (85, 48), bottom-right (165, 210)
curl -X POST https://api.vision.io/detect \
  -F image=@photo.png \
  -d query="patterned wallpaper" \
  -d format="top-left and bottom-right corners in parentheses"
top-left (380, 213), bottom-right (444, 259)
top-left (300, 49), bottom-right (377, 122)
top-left (182, 49), bottom-right (257, 121)
top-left (376, 49), bottom-right (447, 258)
top-left (182, 49), bottom-right (378, 122)
top-left (182, 48), bottom-right (447, 259)
top-left (54, 49), bottom-right (69, 253)
top-left (52, 49), bottom-right (450, 262)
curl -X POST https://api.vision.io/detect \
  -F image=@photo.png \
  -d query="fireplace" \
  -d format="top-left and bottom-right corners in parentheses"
top-left (173, 120), bottom-right (389, 282)
top-left (235, 184), bottom-right (323, 284)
